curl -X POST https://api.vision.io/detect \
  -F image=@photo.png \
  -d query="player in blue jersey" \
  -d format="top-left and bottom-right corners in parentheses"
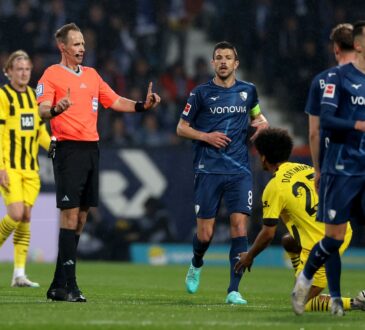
top-left (305, 23), bottom-right (355, 191)
top-left (176, 41), bottom-right (269, 305)
top-left (283, 23), bottom-right (356, 302)
top-left (292, 21), bottom-right (365, 316)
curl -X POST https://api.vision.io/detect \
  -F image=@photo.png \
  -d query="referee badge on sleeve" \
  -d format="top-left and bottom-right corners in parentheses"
top-left (36, 84), bottom-right (44, 97)
top-left (92, 97), bottom-right (98, 112)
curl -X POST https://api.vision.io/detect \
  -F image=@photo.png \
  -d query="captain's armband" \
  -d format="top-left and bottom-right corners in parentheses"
top-left (250, 104), bottom-right (261, 117)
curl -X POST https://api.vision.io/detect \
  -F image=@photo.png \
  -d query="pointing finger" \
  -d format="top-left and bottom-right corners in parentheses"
top-left (148, 82), bottom-right (153, 95)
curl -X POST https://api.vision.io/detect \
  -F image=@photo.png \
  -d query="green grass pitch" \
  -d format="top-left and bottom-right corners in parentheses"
top-left (0, 262), bottom-right (364, 329)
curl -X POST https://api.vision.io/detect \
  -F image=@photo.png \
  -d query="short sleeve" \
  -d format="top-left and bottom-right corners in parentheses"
top-left (97, 72), bottom-right (119, 109)
top-left (180, 88), bottom-right (201, 123)
top-left (262, 180), bottom-right (285, 220)
top-left (36, 69), bottom-right (56, 105)
top-left (321, 67), bottom-right (341, 108)
top-left (305, 74), bottom-right (322, 116)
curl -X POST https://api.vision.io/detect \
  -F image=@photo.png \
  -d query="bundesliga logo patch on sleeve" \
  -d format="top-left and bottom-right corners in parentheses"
top-left (183, 103), bottom-right (191, 116)
top-left (36, 83), bottom-right (44, 98)
top-left (323, 84), bottom-right (335, 98)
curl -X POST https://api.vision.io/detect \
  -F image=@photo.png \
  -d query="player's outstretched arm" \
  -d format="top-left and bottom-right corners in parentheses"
top-left (176, 118), bottom-right (231, 148)
top-left (234, 224), bottom-right (277, 273)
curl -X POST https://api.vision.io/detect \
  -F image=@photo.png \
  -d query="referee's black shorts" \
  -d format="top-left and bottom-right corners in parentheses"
top-left (52, 141), bottom-right (99, 209)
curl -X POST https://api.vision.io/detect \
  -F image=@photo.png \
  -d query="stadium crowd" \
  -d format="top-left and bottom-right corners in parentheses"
top-left (1, 0), bottom-right (364, 145)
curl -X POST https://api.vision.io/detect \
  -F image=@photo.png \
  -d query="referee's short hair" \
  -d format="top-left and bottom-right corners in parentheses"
top-left (55, 22), bottom-right (81, 44)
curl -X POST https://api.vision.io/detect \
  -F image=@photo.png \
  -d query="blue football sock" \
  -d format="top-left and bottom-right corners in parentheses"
top-left (227, 236), bottom-right (248, 293)
top-left (325, 250), bottom-right (342, 298)
top-left (303, 236), bottom-right (343, 280)
top-left (191, 234), bottom-right (210, 268)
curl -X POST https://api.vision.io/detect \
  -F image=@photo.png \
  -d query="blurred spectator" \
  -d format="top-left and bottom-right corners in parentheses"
top-left (135, 113), bottom-right (171, 147)
top-left (127, 57), bottom-right (153, 92)
top-left (5, 0), bottom-right (40, 52)
top-left (192, 56), bottom-right (212, 85)
top-left (105, 114), bottom-right (133, 148)
top-left (134, 0), bottom-right (159, 70)
top-left (159, 61), bottom-right (195, 108)
top-left (109, 16), bottom-right (136, 75)
top-left (37, 0), bottom-right (67, 53)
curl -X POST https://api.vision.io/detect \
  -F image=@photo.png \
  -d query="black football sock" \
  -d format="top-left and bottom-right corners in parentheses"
top-left (59, 228), bottom-right (77, 289)
top-left (51, 233), bottom-right (80, 288)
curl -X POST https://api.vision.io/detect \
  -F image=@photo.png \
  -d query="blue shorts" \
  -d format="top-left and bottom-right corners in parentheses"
top-left (317, 174), bottom-right (365, 224)
top-left (193, 173), bottom-right (253, 219)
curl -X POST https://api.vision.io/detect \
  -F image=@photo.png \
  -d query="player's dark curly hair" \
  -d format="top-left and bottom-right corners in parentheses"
top-left (254, 128), bottom-right (293, 164)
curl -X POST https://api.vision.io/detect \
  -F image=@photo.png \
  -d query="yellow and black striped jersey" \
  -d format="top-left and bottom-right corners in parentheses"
top-left (0, 83), bottom-right (50, 171)
top-left (262, 162), bottom-right (352, 251)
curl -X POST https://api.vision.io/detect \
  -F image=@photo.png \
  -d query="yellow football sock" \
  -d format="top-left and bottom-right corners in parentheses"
top-left (305, 295), bottom-right (352, 311)
top-left (342, 297), bottom-right (351, 310)
top-left (13, 221), bottom-right (30, 269)
top-left (0, 214), bottom-right (19, 246)
top-left (287, 252), bottom-right (301, 272)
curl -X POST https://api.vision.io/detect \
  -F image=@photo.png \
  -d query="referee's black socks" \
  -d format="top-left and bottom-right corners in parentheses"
top-left (59, 228), bottom-right (77, 289)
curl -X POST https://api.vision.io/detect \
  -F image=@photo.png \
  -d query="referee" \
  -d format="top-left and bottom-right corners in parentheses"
top-left (37, 23), bottom-right (160, 302)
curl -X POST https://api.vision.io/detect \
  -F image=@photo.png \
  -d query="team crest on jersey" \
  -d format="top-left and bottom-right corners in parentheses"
top-left (323, 84), bottom-right (335, 98)
top-left (36, 83), bottom-right (43, 97)
top-left (183, 103), bottom-right (191, 116)
top-left (328, 209), bottom-right (337, 220)
top-left (21, 114), bottom-right (34, 130)
top-left (239, 91), bottom-right (248, 101)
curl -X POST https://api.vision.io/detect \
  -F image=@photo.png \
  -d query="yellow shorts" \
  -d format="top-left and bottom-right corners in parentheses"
top-left (295, 224), bottom-right (352, 288)
top-left (0, 169), bottom-right (40, 206)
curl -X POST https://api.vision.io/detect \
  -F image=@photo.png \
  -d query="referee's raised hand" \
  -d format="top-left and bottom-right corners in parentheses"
top-left (55, 87), bottom-right (72, 114)
top-left (144, 82), bottom-right (161, 109)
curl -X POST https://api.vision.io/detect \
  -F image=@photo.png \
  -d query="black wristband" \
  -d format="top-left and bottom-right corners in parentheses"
top-left (50, 107), bottom-right (60, 117)
top-left (135, 101), bottom-right (147, 112)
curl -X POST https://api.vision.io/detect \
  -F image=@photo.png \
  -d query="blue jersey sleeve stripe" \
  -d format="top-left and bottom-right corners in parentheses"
top-left (321, 101), bottom-right (337, 108)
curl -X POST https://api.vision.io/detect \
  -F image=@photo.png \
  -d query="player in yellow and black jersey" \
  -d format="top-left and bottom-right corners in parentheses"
top-left (235, 128), bottom-right (365, 312)
top-left (0, 50), bottom-right (50, 287)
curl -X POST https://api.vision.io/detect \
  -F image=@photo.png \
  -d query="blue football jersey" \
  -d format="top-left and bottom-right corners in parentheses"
top-left (181, 79), bottom-right (260, 174)
top-left (320, 63), bottom-right (365, 176)
top-left (305, 68), bottom-right (333, 168)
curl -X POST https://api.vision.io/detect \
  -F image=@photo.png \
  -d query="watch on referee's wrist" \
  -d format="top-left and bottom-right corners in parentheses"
top-left (50, 107), bottom-right (60, 117)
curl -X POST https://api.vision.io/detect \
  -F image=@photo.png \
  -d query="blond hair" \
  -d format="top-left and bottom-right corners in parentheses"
top-left (3, 50), bottom-right (32, 79)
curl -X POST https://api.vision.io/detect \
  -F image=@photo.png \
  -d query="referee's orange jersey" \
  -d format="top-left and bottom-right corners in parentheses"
top-left (36, 64), bottom-right (119, 141)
